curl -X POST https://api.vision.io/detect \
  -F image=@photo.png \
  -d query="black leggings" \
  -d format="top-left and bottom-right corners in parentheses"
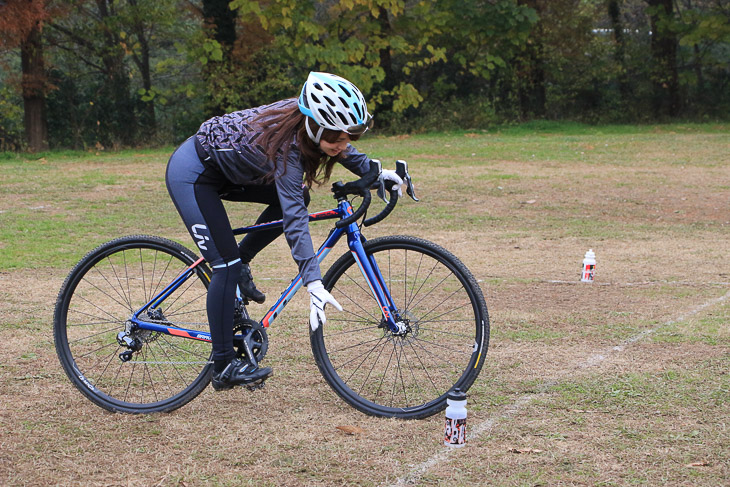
top-left (221, 185), bottom-right (311, 264)
top-left (165, 137), bottom-right (309, 363)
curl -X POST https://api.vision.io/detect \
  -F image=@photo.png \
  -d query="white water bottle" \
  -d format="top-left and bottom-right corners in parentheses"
top-left (581, 249), bottom-right (596, 282)
top-left (444, 388), bottom-right (467, 447)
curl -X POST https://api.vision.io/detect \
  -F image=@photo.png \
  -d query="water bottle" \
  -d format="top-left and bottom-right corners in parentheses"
top-left (581, 249), bottom-right (596, 282)
top-left (444, 388), bottom-right (467, 447)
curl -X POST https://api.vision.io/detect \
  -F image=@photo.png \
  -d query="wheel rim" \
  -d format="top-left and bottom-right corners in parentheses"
top-left (58, 242), bottom-right (212, 410)
top-left (321, 242), bottom-right (485, 415)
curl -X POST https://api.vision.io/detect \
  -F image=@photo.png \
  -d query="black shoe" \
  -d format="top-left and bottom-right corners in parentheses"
top-left (211, 358), bottom-right (273, 391)
top-left (239, 263), bottom-right (266, 304)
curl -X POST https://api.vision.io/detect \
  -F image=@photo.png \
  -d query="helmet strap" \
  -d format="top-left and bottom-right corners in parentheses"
top-left (305, 119), bottom-right (325, 144)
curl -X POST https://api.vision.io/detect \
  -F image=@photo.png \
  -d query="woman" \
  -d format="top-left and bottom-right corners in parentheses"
top-left (165, 72), bottom-right (402, 390)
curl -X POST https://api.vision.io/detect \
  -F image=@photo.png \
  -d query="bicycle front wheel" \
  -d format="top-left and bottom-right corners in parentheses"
top-left (54, 235), bottom-right (213, 413)
top-left (311, 235), bottom-right (489, 419)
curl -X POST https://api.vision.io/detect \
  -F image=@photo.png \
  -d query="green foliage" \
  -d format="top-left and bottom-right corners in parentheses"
top-left (2, 0), bottom-right (729, 150)
top-left (229, 0), bottom-right (422, 113)
top-left (226, 0), bottom-right (537, 128)
top-left (0, 82), bottom-right (24, 151)
top-left (44, 0), bottom-right (204, 148)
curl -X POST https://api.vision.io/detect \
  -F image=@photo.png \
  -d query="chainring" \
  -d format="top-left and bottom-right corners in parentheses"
top-left (232, 318), bottom-right (268, 364)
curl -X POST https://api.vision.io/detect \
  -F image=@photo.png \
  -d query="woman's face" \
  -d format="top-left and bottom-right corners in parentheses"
top-left (319, 132), bottom-right (351, 157)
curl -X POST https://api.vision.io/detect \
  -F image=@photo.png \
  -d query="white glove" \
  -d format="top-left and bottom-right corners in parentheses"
top-left (307, 280), bottom-right (343, 331)
top-left (379, 169), bottom-right (404, 197)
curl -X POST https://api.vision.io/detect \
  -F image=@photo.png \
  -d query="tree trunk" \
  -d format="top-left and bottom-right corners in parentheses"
top-left (646, 0), bottom-right (679, 117)
top-left (129, 0), bottom-right (156, 139)
top-left (517, 0), bottom-right (546, 119)
top-left (202, 0), bottom-right (238, 116)
top-left (96, 0), bottom-right (136, 146)
top-left (202, 0), bottom-right (237, 49)
top-left (375, 6), bottom-right (396, 114)
top-left (608, 0), bottom-right (630, 102)
top-left (20, 20), bottom-right (48, 152)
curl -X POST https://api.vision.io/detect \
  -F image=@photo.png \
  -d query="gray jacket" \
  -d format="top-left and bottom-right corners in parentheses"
top-left (195, 98), bottom-right (372, 284)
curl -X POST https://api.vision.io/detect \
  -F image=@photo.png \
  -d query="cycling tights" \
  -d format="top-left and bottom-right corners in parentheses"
top-left (165, 137), bottom-right (309, 364)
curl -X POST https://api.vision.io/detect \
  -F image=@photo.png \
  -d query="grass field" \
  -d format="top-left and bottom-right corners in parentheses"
top-left (1, 123), bottom-right (728, 486)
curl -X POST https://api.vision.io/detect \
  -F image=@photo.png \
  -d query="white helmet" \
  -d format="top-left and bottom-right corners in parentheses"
top-left (298, 72), bottom-right (373, 143)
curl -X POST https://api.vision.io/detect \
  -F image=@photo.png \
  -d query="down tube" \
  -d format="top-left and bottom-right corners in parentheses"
top-left (347, 233), bottom-right (400, 330)
top-left (260, 226), bottom-right (346, 328)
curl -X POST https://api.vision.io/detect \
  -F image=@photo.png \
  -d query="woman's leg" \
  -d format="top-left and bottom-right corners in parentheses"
top-left (225, 184), bottom-right (311, 264)
top-left (165, 138), bottom-right (241, 368)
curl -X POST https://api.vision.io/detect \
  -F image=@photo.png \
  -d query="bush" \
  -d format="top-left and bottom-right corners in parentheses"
top-left (0, 84), bottom-right (24, 151)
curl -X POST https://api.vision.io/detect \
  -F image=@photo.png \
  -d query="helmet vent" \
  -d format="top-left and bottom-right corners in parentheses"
top-left (317, 109), bottom-right (334, 125)
top-left (297, 72), bottom-right (371, 136)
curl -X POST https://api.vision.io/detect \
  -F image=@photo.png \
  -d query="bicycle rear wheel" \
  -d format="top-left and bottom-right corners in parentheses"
top-left (311, 235), bottom-right (489, 419)
top-left (54, 235), bottom-right (213, 413)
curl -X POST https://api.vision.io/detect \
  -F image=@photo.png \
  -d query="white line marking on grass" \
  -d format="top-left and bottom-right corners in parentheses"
top-left (386, 289), bottom-right (730, 487)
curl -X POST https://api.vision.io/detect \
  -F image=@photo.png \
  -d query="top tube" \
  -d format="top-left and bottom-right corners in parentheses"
top-left (231, 208), bottom-right (342, 236)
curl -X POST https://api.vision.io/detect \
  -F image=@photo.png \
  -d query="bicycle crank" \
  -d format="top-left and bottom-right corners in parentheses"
top-left (233, 318), bottom-right (268, 367)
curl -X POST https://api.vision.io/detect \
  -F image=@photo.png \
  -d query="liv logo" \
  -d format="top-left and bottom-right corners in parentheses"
top-left (191, 224), bottom-right (209, 250)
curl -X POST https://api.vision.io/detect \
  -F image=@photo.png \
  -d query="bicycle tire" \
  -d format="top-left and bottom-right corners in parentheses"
top-left (54, 235), bottom-right (213, 413)
top-left (311, 235), bottom-right (489, 419)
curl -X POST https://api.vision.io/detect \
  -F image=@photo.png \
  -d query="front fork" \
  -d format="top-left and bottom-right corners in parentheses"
top-left (344, 216), bottom-right (408, 336)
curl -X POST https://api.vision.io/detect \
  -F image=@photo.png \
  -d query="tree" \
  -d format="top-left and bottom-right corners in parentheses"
top-left (200, 0), bottom-right (239, 116)
top-left (607, 0), bottom-right (630, 103)
top-left (672, 0), bottom-right (730, 115)
top-left (47, 1), bottom-right (138, 146)
top-left (228, 0), bottom-right (436, 115)
top-left (517, 0), bottom-right (547, 118)
top-left (645, 0), bottom-right (679, 116)
top-left (0, 0), bottom-right (52, 151)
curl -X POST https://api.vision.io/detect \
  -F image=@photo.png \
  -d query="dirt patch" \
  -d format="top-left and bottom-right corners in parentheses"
top-left (1, 130), bottom-right (729, 486)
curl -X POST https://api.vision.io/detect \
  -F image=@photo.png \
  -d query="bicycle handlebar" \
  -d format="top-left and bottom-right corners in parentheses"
top-left (332, 160), bottom-right (379, 228)
top-left (334, 189), bottom-right (372, 228)
top-left (364, 185), bottom-right (398, 227)
top-left (331, 159), bottom-right (418, 229)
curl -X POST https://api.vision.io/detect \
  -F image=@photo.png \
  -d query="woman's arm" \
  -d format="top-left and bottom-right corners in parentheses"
top-left (273, 155), bottom-right (322, 285)
top-left (339, 145), bottom-right (372, 177)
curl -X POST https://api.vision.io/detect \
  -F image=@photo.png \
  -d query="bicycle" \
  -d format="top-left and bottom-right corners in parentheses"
top-left (53, 161), bottom-right (490, 419)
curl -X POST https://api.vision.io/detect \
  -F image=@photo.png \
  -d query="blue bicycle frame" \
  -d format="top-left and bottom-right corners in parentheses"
top-left (127, 198), bottom-right (401, 343)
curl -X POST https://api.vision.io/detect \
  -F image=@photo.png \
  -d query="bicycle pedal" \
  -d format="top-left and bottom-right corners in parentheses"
top-left (245, 379), bottom-right (266, 391)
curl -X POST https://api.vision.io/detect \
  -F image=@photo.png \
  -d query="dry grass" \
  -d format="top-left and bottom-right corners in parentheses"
top-left (1, 125), bottom-right (728, 486)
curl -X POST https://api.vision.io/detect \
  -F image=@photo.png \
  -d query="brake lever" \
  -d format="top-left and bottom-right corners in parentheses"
top-left (376, 180), bottom-right (389, 204)
top-left (395, 160), bottom-right (419, 201)
top-left (369, 159), bottom-right (390, 204)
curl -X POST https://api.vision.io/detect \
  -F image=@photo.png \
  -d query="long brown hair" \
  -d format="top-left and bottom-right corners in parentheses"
top-left (254, 103), bottom-right (361, 187)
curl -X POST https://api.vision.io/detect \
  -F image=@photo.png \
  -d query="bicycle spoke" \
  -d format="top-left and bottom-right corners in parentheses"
top-left (68, 290), bottom-right (125, 328)
top-left (67, 326), bottom-right (121, 345)
top-left (314, 236), bottom-right (488, 418)
top-left (405, 337), bottom-right (440, 397)
top-left (88, 267), bottom-right (134, 314)
top-left (56, 237), bottom-right (213, 413)
top-left (322, 323), bottom-right (381, 338)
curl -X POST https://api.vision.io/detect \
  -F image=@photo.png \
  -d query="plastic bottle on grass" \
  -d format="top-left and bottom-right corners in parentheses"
top-left (444, 388), bottom-right (467, 447)
top-left (581, 249), bottom-right (596, 282)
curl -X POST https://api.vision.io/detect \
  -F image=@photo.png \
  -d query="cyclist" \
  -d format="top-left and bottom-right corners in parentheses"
top-left (165, 72), bottom-right (402, 390)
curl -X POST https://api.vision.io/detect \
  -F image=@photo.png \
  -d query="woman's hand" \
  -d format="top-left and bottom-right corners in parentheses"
top-left (307, 280), bottom-right (343, 331)
top-left (379, 169), bottom-right (404, 196)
